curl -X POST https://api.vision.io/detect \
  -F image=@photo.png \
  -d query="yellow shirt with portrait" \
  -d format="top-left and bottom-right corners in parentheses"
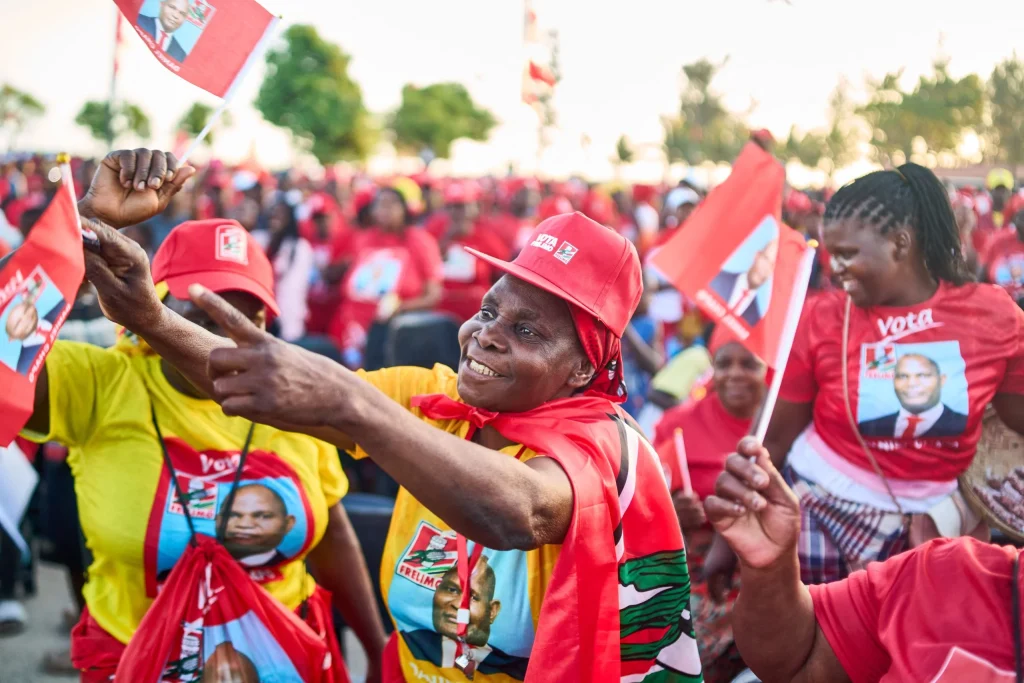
top-left (24, 341), bottom-right (348, 645)
top-left (352, 365), bottom-right (561, 683)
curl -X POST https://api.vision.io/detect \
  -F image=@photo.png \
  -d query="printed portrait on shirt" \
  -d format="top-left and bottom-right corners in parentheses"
top-left (0, 266), bottom-right (66, 377)
top-left (856, 341), bottom-right (969, 440)
top-left (135, 0), bottom-right (216, 64)
top-left (199, 611), bottom-right (305, 683)
top-left (144, 441), bottom-right (315, 596)
top-left (989, 253), bottom-right (1024, 301)
top-left (347, 249), bottom-right (404, 302)
top-left (707, 215), bottom-right (779, 329)
top-left (390, 522), bottom-right (530, 680)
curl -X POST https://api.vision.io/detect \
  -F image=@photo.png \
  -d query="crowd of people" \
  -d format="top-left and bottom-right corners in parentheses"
top-left (1, 137), bottom-right (1024, 683)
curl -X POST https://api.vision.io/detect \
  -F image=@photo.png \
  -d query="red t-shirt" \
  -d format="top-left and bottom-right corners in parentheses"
top-left (330, 227), bottom-right (443, 349)
top-left (982, 229), bottom-right (1024, 301)
top-left (810, 537), bottom-right (1020, 683)
top-left (653, 392), bottom-right (751, 502)
top-left (436, 229), bottom-right (510, 323)
top-left (781, 284), bottom-right (1024, 481)
top-left (477, 212), bottom-right (522, 250)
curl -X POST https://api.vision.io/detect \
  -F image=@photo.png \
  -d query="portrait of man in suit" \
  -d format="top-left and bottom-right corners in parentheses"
top-left (858, 353), bottom-right (968, 438)
top-left (217, 483), bottom-right (296, 569)
top-left (1, 269), bottom-right (65, 377)
top-left (137, 0), bottom-right (191, 63)
top-left (401, 555), bottom-right (529, 679)
top-left (709, 237), bottom-right (778, 328)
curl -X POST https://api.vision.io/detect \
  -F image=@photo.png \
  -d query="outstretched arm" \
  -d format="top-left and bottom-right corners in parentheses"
top-left (182, 286), bottom-right (574, 551)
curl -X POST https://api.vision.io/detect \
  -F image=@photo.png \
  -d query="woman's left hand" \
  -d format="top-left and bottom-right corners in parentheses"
top-left (189, 285), bottom-right (363, 429)
top-left (82, 218), bottom-right (165, 331)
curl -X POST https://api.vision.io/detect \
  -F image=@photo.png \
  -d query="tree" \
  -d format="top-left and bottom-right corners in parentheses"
top-left (859, 58), bottom-right (984, 166)
top-left (662, 58), bottom-right (748, 166)
top-left (75, 100), bottom-right (151, 147)
top-left (176, 102), bottom-right (232, 147)
top-left (781, 79), bottom-right (859, 181)
top-left (388, 82), bottom-right (497, 161)
top-left (612, 135), bottom-right (634, 179)
top-left (255, 24), bottom-right (375, 164)
top-left (984, 53), bottom-right (1024, 170)
top-left (0, 84), bottom-right (45, 151)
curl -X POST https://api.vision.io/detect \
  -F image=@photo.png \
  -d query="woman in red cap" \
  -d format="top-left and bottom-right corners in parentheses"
top-left (82, 150), bottom-right (702, 683)
top-left (329, 185), bottom-right (443, 368)
top-left (653, 330), bottom-right (767, 683)
top-left (20, 152), bottom-right (386, 683)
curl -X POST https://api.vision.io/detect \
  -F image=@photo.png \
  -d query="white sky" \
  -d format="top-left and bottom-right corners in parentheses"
top-left (1, 0), bottom-right (1020, 183)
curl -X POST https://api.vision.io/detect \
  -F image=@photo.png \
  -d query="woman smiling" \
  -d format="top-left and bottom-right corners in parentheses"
top-left (80, 150), bottom-right (702, 683)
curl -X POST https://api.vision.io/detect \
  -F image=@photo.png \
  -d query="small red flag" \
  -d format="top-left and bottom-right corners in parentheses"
top-left (114, 0), bottom-right (277, 98)
top-left (650, 143), bottom-right (810, 367)
top-left (528, 61), bottom-right (557, 87)
top-left (0, 180), bottom-right (83, 445)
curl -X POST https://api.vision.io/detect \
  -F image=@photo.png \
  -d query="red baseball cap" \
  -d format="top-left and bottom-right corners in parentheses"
top-left (465, 212), bottom-right (642, 337)
top-left (151, 219), bottom-right (280, 317)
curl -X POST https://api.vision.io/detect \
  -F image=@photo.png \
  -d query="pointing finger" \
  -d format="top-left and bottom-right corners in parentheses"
top-left (188, 285), bottom-right (267, 348)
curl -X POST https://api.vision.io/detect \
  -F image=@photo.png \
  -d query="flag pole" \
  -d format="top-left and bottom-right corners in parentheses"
top-left (57, 152), bottom-right (98, 250)
top-left (752, 240), bottom-right (818, 442)
top-left (178, 15), bottom-right (282, 166)
top-left (673, 428), bottom-right (693, 496)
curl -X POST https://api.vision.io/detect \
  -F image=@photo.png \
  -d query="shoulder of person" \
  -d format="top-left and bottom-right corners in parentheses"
top-left (943, 279), bottom-right (1019, 312)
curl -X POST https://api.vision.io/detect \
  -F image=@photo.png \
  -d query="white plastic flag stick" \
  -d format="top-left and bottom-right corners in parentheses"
top-left (753, 242), bottom-right (818, 442)
top-left (673, 427), bottom-right (693, 496)
top-left (56, 153), bottom-right (96, 249)
top-left (178, 15), bottom-right (281, 166)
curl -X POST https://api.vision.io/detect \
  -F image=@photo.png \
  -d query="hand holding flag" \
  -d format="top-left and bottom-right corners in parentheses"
top-left (79, 149), bottom-right (195, 229)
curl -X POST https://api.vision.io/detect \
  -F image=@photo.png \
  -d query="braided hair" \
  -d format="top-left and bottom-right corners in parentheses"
top-left (823, 162), bottom-right (973, 286)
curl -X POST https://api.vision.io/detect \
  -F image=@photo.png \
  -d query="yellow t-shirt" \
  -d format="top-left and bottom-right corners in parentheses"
top-left (26, 341), bottom-right (348, 645)
top-left (353, 365), bottom-right (561, 683)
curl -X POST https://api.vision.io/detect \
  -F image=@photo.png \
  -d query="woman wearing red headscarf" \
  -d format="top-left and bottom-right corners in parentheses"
top-left (328, 186), bottom-right (443, 367)
top-left (654, 332), bottom-right (766, 683)
top-left (84, 167), bottom-right (702, 683)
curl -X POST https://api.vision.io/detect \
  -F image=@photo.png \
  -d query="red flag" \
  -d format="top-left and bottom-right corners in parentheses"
top-left (0, 181), bottom-right (82, 446)
top-left (113, 0), bottom-right (277, 98)
top-left (650, 143), bottom-right (809, 367)
top-left (528, 61), bottom-right (557, 87)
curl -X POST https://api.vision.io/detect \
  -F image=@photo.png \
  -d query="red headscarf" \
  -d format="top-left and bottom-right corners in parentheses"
top-left (569, 306), bottom-right (626, 403)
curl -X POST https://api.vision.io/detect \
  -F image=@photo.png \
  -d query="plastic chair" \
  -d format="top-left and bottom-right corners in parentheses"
top-left (336, 493), bottom-right (396, 637)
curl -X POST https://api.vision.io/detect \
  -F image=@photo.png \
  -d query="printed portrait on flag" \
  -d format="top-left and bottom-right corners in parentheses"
top-left (989, 252), bottom-right (1024, 301)
top-left (135, 0), bottom-right (215, 63)
top-left (201, 611), bottom-right (304, 682)
top-left (707, 214), bottom-right (779, 329)
top-left (856, 341), bottom-right (970, 439)
top-left (389, 525), bottom-right (530, 680)
top-left (145, 441), bottom-right (316, 594)
top-left (0, 266), bottom-right (67, 377)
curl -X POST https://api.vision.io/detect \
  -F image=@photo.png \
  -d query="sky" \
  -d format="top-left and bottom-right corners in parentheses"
top-left (1, 0), bottom-right (1021, 184)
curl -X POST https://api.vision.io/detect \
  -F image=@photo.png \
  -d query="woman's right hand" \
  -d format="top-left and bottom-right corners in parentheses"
top-left (82, 218), bottom-right (165, 331)
top-left (704, 437), bottom-right (801, 571)
top-left (79, 149), bottom-right (194, 229)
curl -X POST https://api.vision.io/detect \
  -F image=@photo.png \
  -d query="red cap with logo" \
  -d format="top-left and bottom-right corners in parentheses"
top-left (465, 212), bottom-right (642, 402)
top-left (151, 219), bottom-right (280, 317)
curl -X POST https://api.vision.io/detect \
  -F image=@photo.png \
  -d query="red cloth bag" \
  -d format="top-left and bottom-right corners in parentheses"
top-left (114, 535), bottom-right (332, 683)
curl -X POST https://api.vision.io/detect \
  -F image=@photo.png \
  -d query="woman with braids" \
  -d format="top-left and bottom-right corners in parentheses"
top-left (705, 162), bottom-right (1024, 591)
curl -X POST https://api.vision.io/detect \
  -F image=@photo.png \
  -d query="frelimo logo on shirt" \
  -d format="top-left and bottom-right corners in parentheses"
top-left (396, 522), bottom-right (458, 590)
top-left (863, 343), bottom-right (897, 380)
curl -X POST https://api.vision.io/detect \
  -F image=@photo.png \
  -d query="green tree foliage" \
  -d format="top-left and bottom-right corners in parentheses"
top-left (75, 100), bottom-right (151, 147)
top-left (859, 58), bottom-right (984, 165)
top-left (255, 24), bottom-right (375, 164)
top-left (177, 102), bottom-right (232, 147)
top-left (388, 82), bottom-right (497, 161)
top-left (0, 84), bottom-right (45, 150)
top-left (615, 135), bottom-right (634, 165)
top-left (662, 58), bottom-right (747, 166)
top-left (984, 54), bottom-right (1024, 169)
